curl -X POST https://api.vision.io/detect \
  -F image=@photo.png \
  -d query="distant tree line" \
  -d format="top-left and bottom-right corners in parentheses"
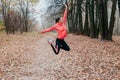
top-left (0, 0), bottom-right (39, 34)
top-left (68, 0), bottom-right (119, 40)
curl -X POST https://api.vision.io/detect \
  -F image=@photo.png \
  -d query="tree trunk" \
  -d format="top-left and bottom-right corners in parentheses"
top-left (1, 0), bottom-right (11, 34)
top-left (89, 0), bottom-right (97, 38)
top-left (118, 0), bottom-right (120, 16)
top-left (76, 0), bottom-right (83, 34)
top-left (94, 0), bottom-right (100, 38)
top-left (108, 0), bottom-right (117, 40)
top-left (84, 0), bottom-right (89, 36)
top-left (68, 0), bottom-right (75, 33)
top-left (99, 0), bottom-right (109, 40)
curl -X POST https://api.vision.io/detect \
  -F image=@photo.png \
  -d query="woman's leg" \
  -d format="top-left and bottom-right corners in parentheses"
top-left (60, 40), bottom-right (70, 51)
top-left (50, 39), bottom-right (60, 54)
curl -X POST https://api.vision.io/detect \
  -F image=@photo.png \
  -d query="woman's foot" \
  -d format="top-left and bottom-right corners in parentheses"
top-left (47, 38), bottom-right (54, 44)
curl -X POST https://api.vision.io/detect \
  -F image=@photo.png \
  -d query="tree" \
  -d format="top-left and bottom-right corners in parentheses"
top-left (108, 0), bottom-right (117, 40)
top-left (118, 0), bottom-right (120, 16)
top-left (67, 0), bottom-right (75, 33)
top-left (18, 0), bottom-right (29, 32)
top-left (99, 0), bottom-right (109, 40)
top-left (75, 0), bottom-right (84, 34)
top-left (83, 0), bottom-right (90, 36)
top-left (88, 0), bottom-right (99, 38)
top-left (1, 0), bottom-right (12, 34)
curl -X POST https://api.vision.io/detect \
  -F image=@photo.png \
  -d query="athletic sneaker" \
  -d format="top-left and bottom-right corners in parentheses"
top-left (47, 38), bottom-right (53, 44)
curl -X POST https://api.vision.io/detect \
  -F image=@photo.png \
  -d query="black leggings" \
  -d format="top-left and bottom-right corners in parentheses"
top-left (50, 38), bottom-right (70, 54)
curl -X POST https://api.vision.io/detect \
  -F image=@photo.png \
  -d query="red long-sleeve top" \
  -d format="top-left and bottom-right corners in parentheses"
top-left (40, 8), bottom-right (68, 39)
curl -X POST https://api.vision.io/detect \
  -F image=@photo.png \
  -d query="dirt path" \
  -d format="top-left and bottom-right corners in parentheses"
top-left (19, 33), bottom-right (64, 80)
top-left (0, 32), bottom-right (71, 80)
top-left (0, 32), bottom-right (120, 80)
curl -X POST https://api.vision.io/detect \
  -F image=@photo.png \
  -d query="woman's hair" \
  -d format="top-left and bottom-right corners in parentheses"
top-left (55, 17), bottom-right (60, 23)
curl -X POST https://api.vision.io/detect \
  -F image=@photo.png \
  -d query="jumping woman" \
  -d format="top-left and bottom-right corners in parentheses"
top-left (39, 4), bottom-right (70, 54)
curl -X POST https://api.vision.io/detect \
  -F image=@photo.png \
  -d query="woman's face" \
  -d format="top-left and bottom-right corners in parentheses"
top-left (60, 17), bottom-right (63, 22)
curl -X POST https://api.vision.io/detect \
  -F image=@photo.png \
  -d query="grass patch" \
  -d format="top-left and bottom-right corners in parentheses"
top-left (0, 21), bottom-right (5, 31)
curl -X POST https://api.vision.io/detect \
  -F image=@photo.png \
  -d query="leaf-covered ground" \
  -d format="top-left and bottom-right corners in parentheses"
top-left (0, 32), bottom-right (120, 80)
